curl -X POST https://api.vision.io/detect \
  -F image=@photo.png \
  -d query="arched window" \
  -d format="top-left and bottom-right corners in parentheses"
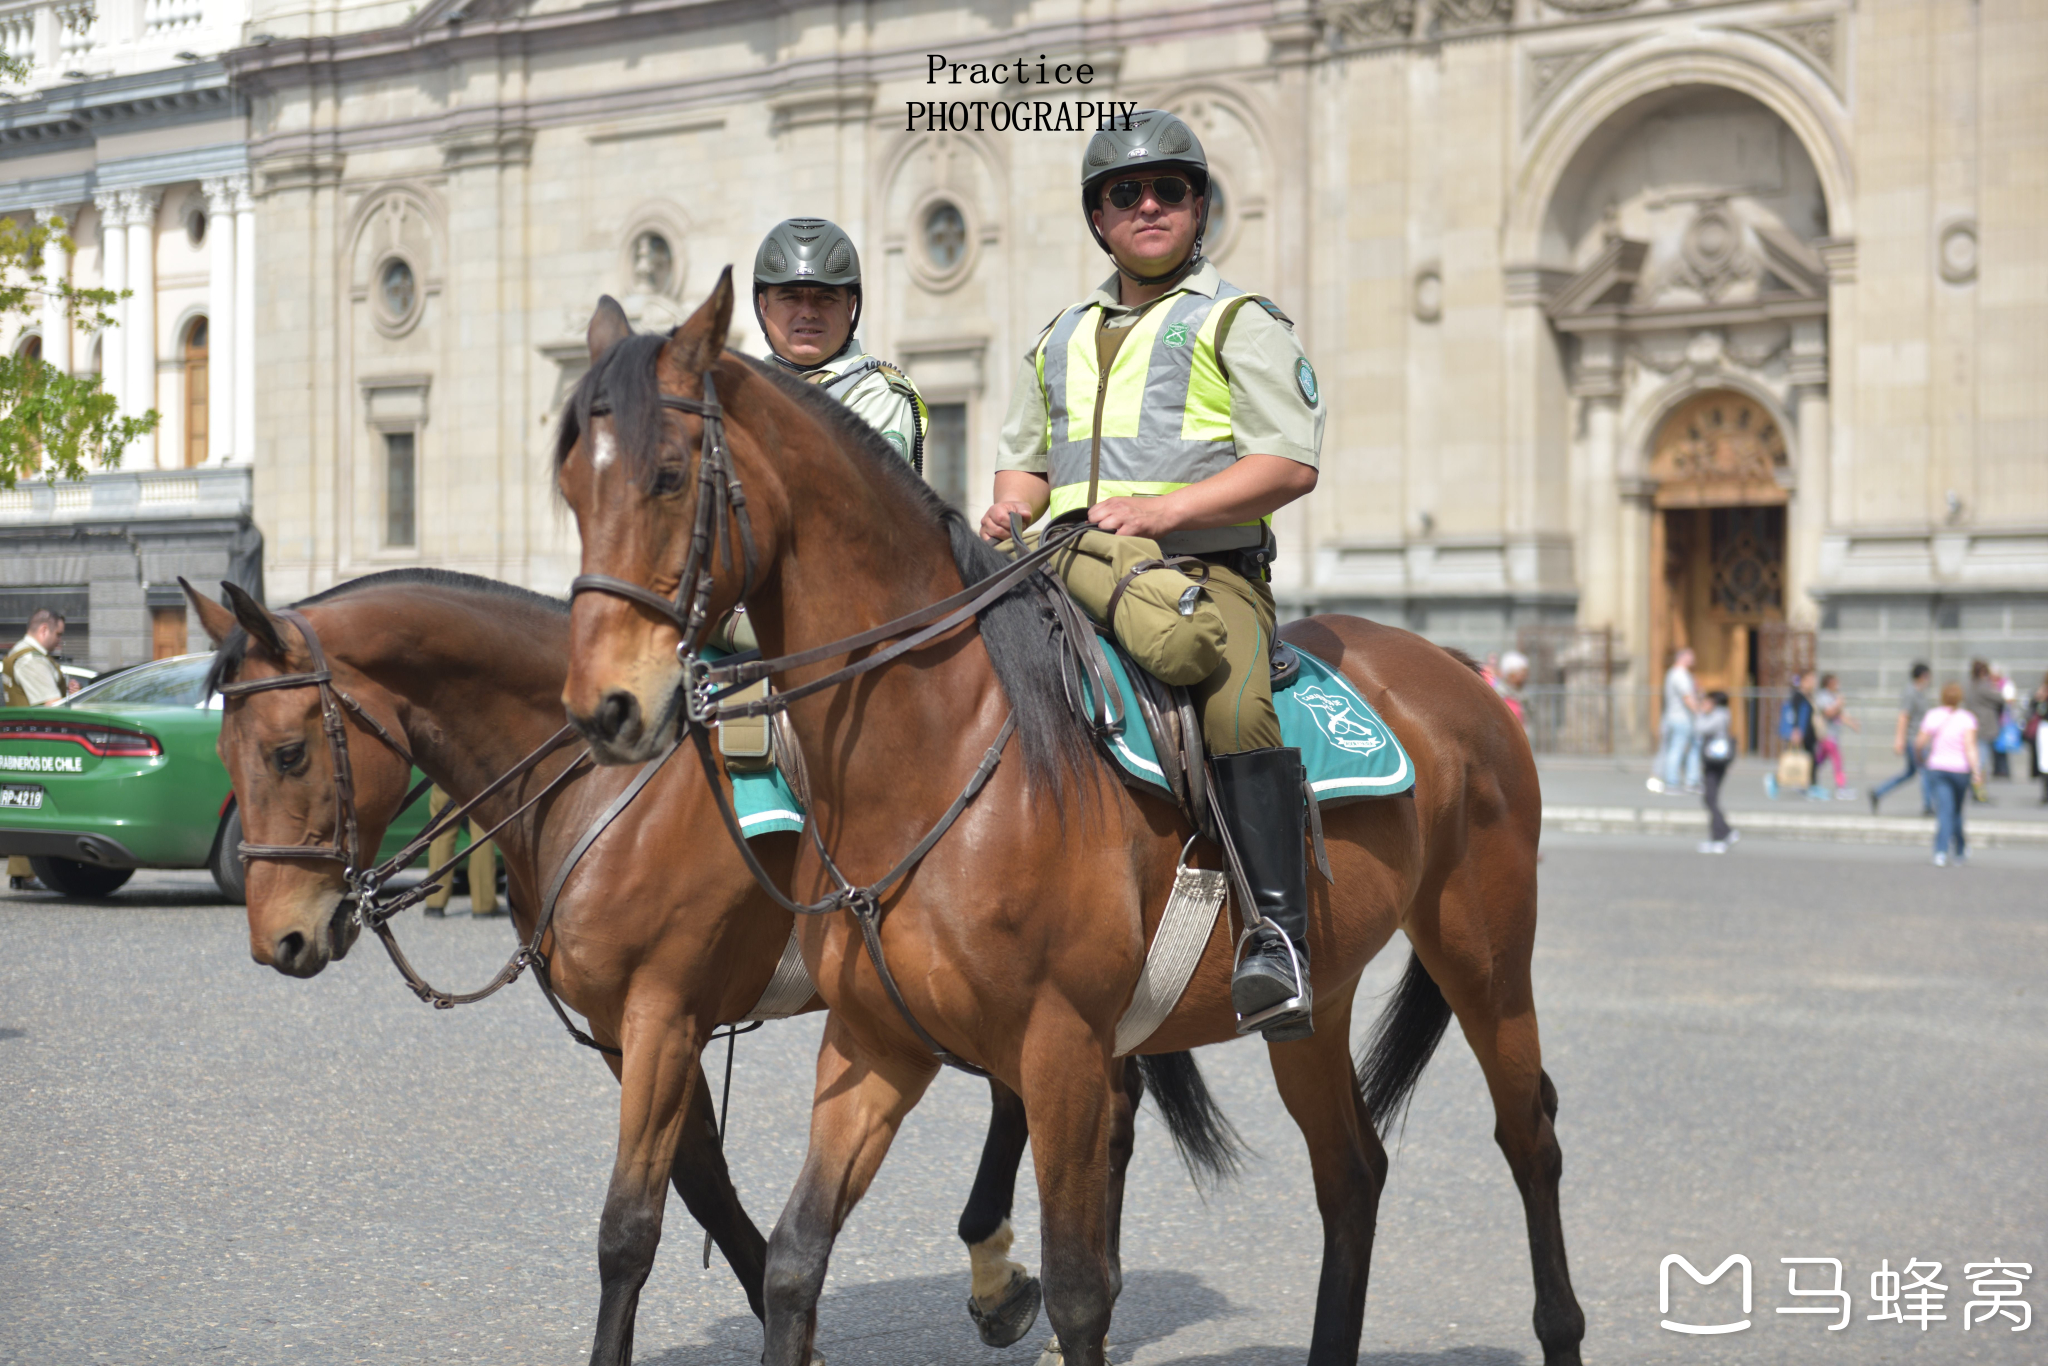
top-left (183, 317), bottom-right (209, 468)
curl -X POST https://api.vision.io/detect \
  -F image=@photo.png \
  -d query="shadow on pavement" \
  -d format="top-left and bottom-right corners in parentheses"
top-left (1155, 1350), bottom-right (1527, 1366)
top-left (638, 1268), bottom-right (1236, 1365)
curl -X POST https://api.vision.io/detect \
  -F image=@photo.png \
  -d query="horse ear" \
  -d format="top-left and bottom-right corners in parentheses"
top-left (180, 577), bottom-right (239, 646)
top-left (220, 581), bottom-right (290, 660)
top-left (660, 266), bottom-right (734, 382)
top-left (587, 295), bottom-right (631, 362)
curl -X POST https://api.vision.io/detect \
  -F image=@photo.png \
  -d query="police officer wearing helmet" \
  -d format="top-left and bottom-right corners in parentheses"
top-left (981, 110), bottom-right (1325, 1042)
top-left (753, 218), bottom-right (928, 468)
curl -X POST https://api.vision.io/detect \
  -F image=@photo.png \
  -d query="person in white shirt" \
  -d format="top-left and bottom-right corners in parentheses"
top-left (1649, 647), bottom-right (1702, 793)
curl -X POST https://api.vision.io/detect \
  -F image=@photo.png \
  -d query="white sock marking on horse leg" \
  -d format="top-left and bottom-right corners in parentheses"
top-left (968, 1217), bottom-right (1029, 1304)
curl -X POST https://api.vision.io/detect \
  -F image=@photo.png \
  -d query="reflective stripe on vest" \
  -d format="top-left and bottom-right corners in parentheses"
top-left (1034, 283), bottom-right (1264, 547)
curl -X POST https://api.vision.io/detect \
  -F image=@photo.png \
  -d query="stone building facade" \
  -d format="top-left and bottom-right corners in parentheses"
top-left (1, 0), bottom-right (261, 666)
top-left (226, 0), bottom-right (2047, 726)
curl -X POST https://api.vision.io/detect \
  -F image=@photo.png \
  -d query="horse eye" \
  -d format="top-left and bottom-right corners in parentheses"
top-left (272, 742), bottom-right (307, 775)
top-left (651, 462), bottom-right (687, 495)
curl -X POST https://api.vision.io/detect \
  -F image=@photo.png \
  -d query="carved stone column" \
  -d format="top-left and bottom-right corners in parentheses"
top-left (34, 207), bottom-right (73, 378)
top-left (123, 187), bottom-right (162, 465)
top-left (92, 190), bottom-right (127, 415)
top-left (233, 177), bottom-right (256, 464)
top-left (202, 176), bottom-right (240, 464)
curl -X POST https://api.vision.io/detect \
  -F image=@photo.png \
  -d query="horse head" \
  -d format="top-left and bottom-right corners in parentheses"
top-left (185, 580), bottom-right (415, 977)
top-left (555, 273), bottom-right (764, 765)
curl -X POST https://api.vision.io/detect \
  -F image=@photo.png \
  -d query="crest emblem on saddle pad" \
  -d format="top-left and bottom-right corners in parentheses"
top-left (1295, 685), bottom-right (1386, 756)
top-left (1162, 322), bottom-right (1190, 348)
top-left (1295, 358), bottom-right (1319, 406)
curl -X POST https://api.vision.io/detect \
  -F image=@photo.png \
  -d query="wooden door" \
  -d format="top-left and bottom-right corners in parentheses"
top-left (183, 318), bottom-right (209, 468)
top-left (151, 606), bottom-right (188, 660)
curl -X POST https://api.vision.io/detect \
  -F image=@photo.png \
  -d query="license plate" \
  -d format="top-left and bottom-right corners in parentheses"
top-left (0, 784), bottom-right (45, 810)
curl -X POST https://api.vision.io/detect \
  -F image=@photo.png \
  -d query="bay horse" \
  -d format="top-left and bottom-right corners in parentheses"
top-left (187, 571), bottom-right (1235, 1366)
top-left (554, 277), bottom-right (1586, 1366)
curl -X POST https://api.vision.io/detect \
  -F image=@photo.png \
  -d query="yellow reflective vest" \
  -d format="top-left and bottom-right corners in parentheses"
top-left (1032, 282), bottom-right (1270, 554)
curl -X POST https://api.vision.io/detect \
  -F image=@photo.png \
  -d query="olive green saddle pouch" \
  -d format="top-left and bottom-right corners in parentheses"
top-left (997, 527), bottom-right (1228, 686)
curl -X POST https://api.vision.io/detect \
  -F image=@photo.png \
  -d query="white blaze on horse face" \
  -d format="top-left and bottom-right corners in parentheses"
top-left (591, 426), bottom-right (619, 473)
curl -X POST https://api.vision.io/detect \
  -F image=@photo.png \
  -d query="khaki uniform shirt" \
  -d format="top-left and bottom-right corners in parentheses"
top-left (803, 336), bottom-right (925, 463)
top-left (995, 259), bottom-right (1324, 477)
top-left (4, 637), bottom-right (65, 706)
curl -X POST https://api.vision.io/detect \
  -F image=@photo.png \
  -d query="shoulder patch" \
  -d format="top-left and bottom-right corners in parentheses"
top-left (1256, 297), bottom-right (1295, 328)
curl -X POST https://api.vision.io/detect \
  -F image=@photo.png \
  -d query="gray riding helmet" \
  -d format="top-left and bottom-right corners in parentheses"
top-left (1080, 109), bottom-right (1211, 281)
top-left (753, 218), bottom-right (862, 364)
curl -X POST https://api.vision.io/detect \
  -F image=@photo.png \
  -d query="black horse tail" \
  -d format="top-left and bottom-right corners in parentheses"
top-left (1136, 1050), bottom-right (1247, 1186)
top-left (1355, 951), bottom-right (1455, 1141)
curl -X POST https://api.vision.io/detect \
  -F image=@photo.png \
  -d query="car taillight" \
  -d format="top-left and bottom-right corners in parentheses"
top-left (0, 721), bottom-right (162, 757)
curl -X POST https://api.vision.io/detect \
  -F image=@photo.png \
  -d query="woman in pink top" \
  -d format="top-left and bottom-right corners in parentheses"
top-left (1917, 681), bottom-right (1984, 866)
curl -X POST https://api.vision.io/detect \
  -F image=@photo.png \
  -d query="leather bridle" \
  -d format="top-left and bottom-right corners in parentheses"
top-left (564, 359), bottom-right (1091, 1074)
top-left (216, 609), bottom-right (616, 1047)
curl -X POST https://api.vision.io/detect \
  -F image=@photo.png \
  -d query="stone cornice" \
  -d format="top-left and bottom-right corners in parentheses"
top-left (0, 63), bottom-right (243, 153)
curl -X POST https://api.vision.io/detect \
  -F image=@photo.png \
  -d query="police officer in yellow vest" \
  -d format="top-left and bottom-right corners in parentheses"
top-left (753, 218), bottom-right (928, 468)
top-left (981, 110), bottom-right (1325, 1041)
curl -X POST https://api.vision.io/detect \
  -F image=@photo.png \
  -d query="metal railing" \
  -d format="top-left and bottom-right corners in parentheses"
top-left (1510, 685), bottom-right (2034, 785)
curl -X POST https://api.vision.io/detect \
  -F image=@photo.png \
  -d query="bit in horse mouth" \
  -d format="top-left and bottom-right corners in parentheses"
top-left (328, 896), bottom-right (361, 961)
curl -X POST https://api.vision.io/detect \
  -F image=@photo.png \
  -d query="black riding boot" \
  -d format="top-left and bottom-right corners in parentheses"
top-left (1215, 746), bottom-right (1313, 1041)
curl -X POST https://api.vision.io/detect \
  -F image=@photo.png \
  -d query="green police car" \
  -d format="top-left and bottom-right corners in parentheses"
top-left (0, 652), bottom-right (447, 900)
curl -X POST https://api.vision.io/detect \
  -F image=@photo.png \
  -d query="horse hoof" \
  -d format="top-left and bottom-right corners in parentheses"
top-left (966, 1271), bottom-right (1042, 1347)
top-left (1033, 1336), bottom-right (1062, 1366)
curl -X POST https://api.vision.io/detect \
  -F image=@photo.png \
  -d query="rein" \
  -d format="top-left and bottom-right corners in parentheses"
top-left (217, 609), bottom-right (640, 1054)
top-left (567, 360), bottom-right (1088, 1076)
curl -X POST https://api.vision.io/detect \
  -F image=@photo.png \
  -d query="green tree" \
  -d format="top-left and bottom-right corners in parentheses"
top-left (1, 56), bottom-right (160, 490)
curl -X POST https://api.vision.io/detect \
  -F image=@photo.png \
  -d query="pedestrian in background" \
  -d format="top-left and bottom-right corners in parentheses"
top-left (422, 788), bottom-right (500, 917)
top-left (1965, 659), bottom-right (2003, 797)
top-left (1918, 682), bottom-right (1982, 867)
top-left (2030, 670), bottom-right (2048, 805)
top-left (1649, 647), bottom-right (1702, 794)
top-left (1494, 650), bottom-right (1531, 735)
top-left (2, 609), bottom-right (76, 707)
top-left (1696, 690), bottom-right (1737, 853)
top-left (1813, 672), bottom-right (1859, 799)
top-left (1870, 662), bottom-right (1934, 815)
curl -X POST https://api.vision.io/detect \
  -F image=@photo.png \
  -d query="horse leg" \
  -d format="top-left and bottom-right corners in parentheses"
top-left (589, 1017), bottom-right (704, 1366)
top-left (762, 1013), bottom-right (937, 1366)
top-left (959, 1078), bottom-right (1042, 1346)
top-left (1267, 985), bottom-right (1387, 1366)
top-left (1104, 1056), bottom-right (1143, 1308)
top-left (666, 1049), bottom-right (769, 1319)
top-left (1020, 1026), bottom-right (1120, 1366)
top-left (1410, 880), bottom-right (1586, 1366)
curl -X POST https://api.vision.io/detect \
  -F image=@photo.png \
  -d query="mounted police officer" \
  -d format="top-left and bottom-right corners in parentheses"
top-left (753, 217), bottom-right (928, 469)
top-left (980, 110), bottom-right (1325, 1042)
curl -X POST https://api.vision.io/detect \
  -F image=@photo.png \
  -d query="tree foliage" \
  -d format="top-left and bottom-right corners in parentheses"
top-left (0, 69), bottom-right (160, 491)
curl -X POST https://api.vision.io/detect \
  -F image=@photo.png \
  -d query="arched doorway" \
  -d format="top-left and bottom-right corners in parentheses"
top-left (1648, 390), bottom-right (1789, 748)
top-left (182, 317), bottom-right (209, 468)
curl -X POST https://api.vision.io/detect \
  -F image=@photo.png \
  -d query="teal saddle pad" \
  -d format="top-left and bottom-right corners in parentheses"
top-left (700, 647), bottom-right (806, 839)
top-left (1085, 640), bottom-right (1415, 805)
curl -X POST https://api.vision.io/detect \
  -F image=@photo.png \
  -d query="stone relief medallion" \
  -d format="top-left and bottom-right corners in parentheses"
top-left (1678, 202), bottom-right (1757, 302)
top-left (1938, 219), bottom-right (1979, 285)
top-left (1323, 0), bottom-right (1415, 45)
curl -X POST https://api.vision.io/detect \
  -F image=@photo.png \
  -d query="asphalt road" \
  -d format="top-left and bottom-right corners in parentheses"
top-left (2, 836), bottom-right (2043, 1365)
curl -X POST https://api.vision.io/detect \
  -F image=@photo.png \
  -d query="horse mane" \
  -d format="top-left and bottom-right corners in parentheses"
top-left (552, 327), bottom-right (1095, 798)
top-left (206, 568), bottom-right (568, 695)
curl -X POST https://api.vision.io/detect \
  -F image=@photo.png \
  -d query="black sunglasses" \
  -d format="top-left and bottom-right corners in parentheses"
top-left (1105, 176), bottom-right (1191, 211)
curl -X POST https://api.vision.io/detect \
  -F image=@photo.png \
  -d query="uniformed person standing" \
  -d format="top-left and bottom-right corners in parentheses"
top-left (979, 110), bottom-right (1325, 1042)
top-left (753, 218), bottom-right (927, 468)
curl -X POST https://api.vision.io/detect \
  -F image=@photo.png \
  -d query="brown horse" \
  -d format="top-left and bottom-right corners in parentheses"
top-left (554, 277), bottom-right (1586, 1366)
top-left (189, 572), bottom-right (1229, 1364)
